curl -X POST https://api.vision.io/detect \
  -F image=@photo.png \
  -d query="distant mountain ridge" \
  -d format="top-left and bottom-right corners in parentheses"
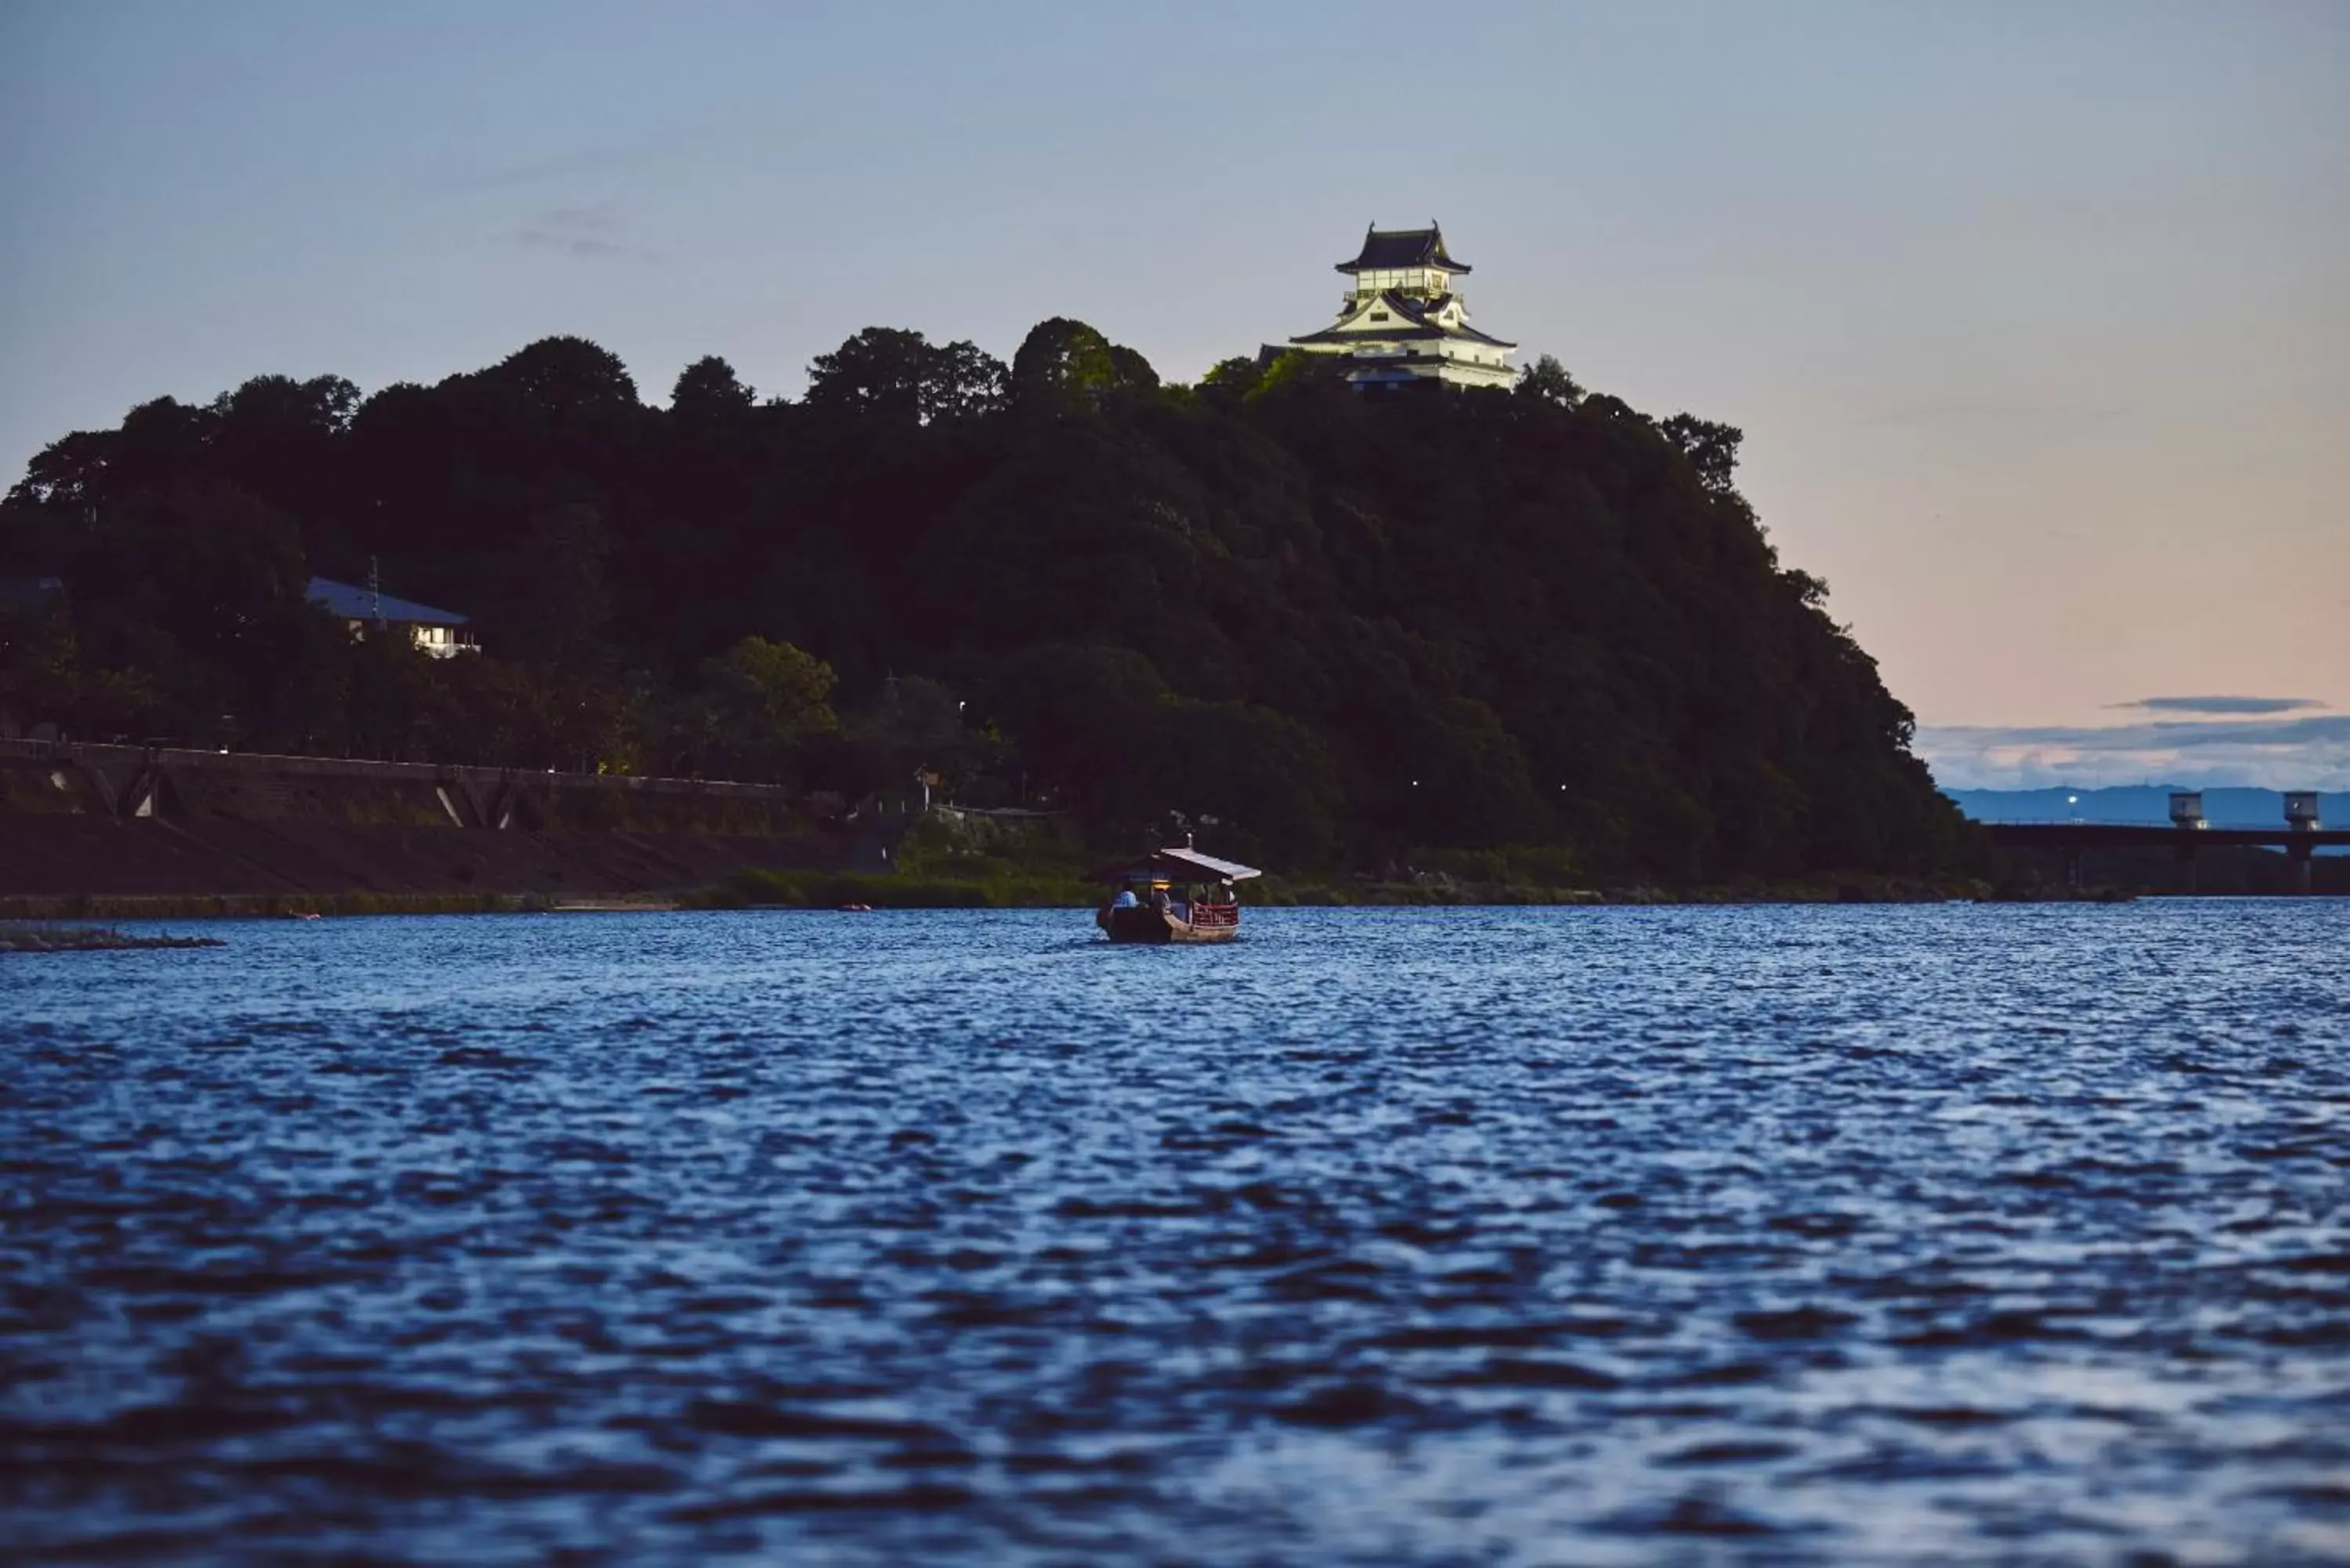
top-left (1946, 786), bottom-right (2346, 827)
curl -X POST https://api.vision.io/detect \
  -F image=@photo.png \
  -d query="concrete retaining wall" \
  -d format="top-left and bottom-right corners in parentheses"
top-left (0, 741), bottom-right (859, 904)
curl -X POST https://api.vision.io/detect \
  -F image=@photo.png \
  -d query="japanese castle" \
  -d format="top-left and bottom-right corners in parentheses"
top-left (1288, 222), bottom-right (1517, 389)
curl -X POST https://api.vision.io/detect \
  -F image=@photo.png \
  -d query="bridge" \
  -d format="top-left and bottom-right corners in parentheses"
top-left (1983, 793), bottom-right (2343, 893)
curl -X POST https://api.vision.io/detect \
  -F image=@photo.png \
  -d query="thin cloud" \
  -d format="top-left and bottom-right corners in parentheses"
top-left (1915, 714), bottom-right (2350, 791)
top-left (533, 201), bottom-right (622, 233)
top-left (448, 149), bottom-right (656, 193)
top-left (512, 201), bottom-right (658, 263)
top-left (516, 229), bottom-right (645, 260)
top-left (2111, 695), bottom-right (2326, 716)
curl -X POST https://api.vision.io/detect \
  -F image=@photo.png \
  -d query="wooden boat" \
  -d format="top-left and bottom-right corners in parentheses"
top-left (1094, 845), bottom-right (1260, 944)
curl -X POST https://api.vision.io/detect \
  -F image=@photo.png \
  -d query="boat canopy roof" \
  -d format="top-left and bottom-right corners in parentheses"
top-left (1094, 845), bottom-right (1262, 883)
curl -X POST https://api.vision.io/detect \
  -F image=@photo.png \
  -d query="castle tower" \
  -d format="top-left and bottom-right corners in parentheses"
top-left (1287, 222), bottom-right (1517, 389)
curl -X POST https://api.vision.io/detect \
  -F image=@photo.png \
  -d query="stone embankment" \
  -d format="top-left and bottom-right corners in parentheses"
top-left (0, 740), bottom-right (888, 917)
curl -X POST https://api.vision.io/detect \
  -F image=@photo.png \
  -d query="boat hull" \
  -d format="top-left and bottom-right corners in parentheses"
top-left (1097, 906), bottom-right (1238, 944)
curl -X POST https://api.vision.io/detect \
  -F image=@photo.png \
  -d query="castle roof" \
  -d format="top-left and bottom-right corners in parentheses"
top-left (1336, 224), bottom-right (1470, 275)
top-left (1289, 291), bottom-right (1516, 350)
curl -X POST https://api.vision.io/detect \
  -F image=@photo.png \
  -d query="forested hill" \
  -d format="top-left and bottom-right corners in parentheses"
top-left (0, 321), bottom-right (1972, 879)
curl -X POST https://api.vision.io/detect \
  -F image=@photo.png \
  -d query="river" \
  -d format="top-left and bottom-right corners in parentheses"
top-left (3, 901), bottom-right (2345, 1565)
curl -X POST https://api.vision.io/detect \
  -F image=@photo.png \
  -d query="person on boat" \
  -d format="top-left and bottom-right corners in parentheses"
top-left (1151, 887), bottom-right (1172, 915)
top-left (1112, 884), bottom-right (1138, 909)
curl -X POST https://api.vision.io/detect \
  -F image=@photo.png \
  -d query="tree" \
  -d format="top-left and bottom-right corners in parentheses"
top-left (1516, 353), bottom-right (1584, 407)
top-left (1108, 344), bottom-right (1159, 393)
top-left (1783, 569), bottom-right (1830, 608)
top-left (71, 480), bottom-right (320, 745)
top-left (982, 643), bottom-right (1173, 818)
top-left (924, 340), bottom-right (1009, 423)
top-left (479, 336), bottom-right (640, 416)
top-left (687, 635), bottom-right (837, 781)
top-left (1009, 318), bottom-right (1155, 414)
top-left (1159, 699), bottom-right (1344, 866)
top-left (671, 356), bottom-right (756, 421)
top-left (6, 429), bottom-right (121, 511)
top-left (486, 502), bottom-right (615, 669)
top-left (0, 595), bottom-right (78, 735)
top-left (1196, 356), bottom-right (1267, 411)
top-left (1249, 348), bottom-right (1332, 400)
top-left (835, 674), bottom-right (975, 798)
top-left (1658, 413), bottom-right (1744, 495)
top-left (208, 374), bottom-right (363, 564)
top-left (112, 398), bottom-right (222, 493)
top-left (212, 374), bottom-right (360, 435)
top-left (807, 327), bottom-right (931, 424)
top-left (1, 324), bottom-right (1976, 880)
top-left (804, 328), bottom-right (1007, 425)
top-left (342, 629), bottom-right (437, 761)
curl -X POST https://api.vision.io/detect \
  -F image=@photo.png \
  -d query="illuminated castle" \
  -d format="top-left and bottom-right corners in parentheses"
top-left (1286, 222), bottom-right (1517, 389)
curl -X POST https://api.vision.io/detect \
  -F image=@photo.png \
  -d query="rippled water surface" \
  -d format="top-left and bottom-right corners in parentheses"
top-left (4, 902), bottom-right (2348, 1565)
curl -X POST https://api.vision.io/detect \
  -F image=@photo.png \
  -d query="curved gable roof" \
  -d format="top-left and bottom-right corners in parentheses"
top-left (1336, 223), bottom-right (1470, 275)
top-left (1289, 291), bottom-right (1517, 350)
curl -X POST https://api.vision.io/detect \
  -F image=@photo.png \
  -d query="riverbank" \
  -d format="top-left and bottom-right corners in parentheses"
top-left (0, 891), bottom-right (546, 922)
top-left (5, 741), bottom-right (2129, 919)
top-left (3, 873), bottom-right (2091, 921)
top-left (1253, 873), bottom-right (2008, 906)
top-left (5, 873), bottom-right (2148, 922)
top-left (0, 740), bottom-right (869, 918)
top-left (1, 923), bottom-right (223, 952)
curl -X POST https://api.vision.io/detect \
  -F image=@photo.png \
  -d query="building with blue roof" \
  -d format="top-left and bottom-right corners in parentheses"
top-left (306, 576), bottom-right (478, 658)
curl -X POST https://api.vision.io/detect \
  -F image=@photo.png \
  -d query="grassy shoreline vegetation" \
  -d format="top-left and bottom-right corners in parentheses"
top-left (682, 868), bottom-right (1094, 910)
top-left (685, 868), bottom-right (2005, 911)
top-left (1, 874), bottom-right (2099, 923)
top-left (0, 819), bottom-right (2046, 925)
top-left (0, 891), bottom-right (539, 923)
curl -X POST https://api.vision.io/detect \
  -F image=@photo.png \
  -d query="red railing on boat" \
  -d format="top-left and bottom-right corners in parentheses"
top-left (1188, 902), bottom-right (1239, 930)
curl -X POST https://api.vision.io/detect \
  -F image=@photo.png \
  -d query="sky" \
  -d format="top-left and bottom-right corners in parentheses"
top-left (2, 1), bottom-right (2344, 789)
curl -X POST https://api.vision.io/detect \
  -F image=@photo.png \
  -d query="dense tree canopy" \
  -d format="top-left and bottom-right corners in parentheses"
top-left (0, 320), bottom-right (1972, 877)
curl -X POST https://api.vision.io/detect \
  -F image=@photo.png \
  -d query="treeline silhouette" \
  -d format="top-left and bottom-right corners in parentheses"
top-left (0, 321), bottom-right (1972, 878)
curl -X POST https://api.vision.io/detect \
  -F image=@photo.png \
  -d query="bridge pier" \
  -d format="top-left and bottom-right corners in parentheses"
top-left (2063, 844), bottom-right (2085, 894)
top-left (2286, 793), bottom-right (2322, 894)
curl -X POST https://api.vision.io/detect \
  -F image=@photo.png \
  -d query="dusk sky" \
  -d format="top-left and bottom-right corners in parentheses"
top-left (3, 1), bottom-right (2343, 788)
